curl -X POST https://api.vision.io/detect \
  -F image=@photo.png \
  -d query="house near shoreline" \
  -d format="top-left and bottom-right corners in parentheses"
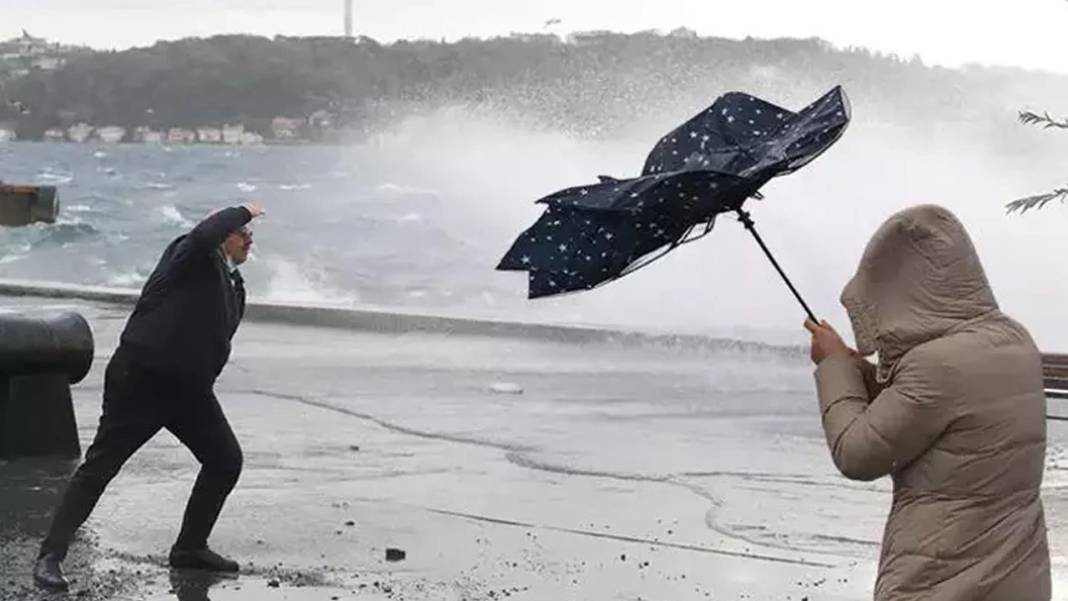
top-left (167, 128), bottom-right (196, 144)
top-left (272, 117), bottom-right (303, 140)
top-left (96, 126), bottom-right (126, 143)
top-left (222, 123), bottom-right (244, 145)
top-left (134, 126), bottom-right (164, 144)
top-left (66, 123), bottom-right (93, 143)
top-left (197, 127), bottom-right (222, 144)
top-left (18, 116), bottom-right (310, 145)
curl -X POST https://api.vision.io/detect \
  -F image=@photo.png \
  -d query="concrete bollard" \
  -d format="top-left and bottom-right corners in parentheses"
top-left (0, 312), bottom-right (94, 459)
top-left (0, 184), bottom-right (60, 226)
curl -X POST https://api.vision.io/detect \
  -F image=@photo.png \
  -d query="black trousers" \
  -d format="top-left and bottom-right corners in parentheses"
top-left (39, 348), bottom-right (243, 560)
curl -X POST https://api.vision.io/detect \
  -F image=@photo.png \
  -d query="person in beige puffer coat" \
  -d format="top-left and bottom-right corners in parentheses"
top-left (804, 204), bottom-right (1050, 601)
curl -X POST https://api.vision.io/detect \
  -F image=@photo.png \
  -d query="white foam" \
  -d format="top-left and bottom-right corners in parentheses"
top-left (106, 272), bottom-right (146, 288)
top-left (489, 382), bottom-right (524, 395)
top-left (159, 205), bottom-right (192, 227)
top-left (35, 169), bottom-right (73, 184)
top-left (261, 256), bottom-right (358, 306)
top-left (376, 182), bottom-right (438, 196)
top-left (237, 182), bottom-right (258, 192)
top-left (396, 212), bottom-right (424, 223)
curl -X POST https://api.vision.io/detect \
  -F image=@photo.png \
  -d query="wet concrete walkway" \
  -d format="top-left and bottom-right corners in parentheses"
top-left (2, 297), bottom-right (1066, 600)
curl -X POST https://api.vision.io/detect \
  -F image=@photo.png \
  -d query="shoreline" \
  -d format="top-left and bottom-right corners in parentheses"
top-left (0, 139), bottom-right (348, 149)
top-left (0, 278), bottom-right (807, 357)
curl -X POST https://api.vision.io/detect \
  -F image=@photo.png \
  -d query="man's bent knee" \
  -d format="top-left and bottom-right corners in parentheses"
top-left (205, 446), bottom-right (242, 488)
top-left (72, 460), bottom-right (123, 492)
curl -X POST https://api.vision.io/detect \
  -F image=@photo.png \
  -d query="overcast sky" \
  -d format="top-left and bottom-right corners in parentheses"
top-left (3, 0), bottom-right (1068, 73)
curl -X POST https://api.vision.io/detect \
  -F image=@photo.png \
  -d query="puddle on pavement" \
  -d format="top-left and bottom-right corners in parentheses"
top-left (144, 571), bottom-right (383, 601)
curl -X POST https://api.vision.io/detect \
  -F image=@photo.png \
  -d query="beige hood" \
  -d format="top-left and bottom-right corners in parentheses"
top-left (840, 204), bottom-right (998, 381)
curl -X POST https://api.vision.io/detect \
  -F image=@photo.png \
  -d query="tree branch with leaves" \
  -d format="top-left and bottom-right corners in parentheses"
top-left (1006, 111), bottom-right (1068, 214)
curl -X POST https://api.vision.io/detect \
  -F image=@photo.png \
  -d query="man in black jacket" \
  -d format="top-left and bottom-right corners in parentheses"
top-left (33, 204), bottom-right (264, 590)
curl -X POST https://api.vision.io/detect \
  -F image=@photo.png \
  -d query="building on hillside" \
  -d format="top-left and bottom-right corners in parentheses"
top-left (134, 126), bottom-right (164, 144)
top-left (0, 30), bottom-right (86, 83)
top-left (221, 123), bottom-right (245, 145)
top-left (197, 127), bottom-right (222, 144)
top-left (31, 55), bottom-right (63, 70)
top-left (96, 126), bottom-right (126, 143)
top-left (167, 128), bottom-right (196, 144)
top-left (566, 30), bottom-right (615, 46)
top-left (271, 117), bottom-right (303, 140)
top-left (67, 122), bottom-right (93, 143)
top-left (239, 131), bottom-right (264, 146)
top-left (669, 27), bottom-right (699, 39)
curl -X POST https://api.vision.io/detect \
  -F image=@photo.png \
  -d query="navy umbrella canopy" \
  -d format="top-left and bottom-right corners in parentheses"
top-left (498, 86), bottom-right (850, 320)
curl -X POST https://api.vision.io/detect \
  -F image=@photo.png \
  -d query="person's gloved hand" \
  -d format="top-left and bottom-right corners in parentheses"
top-left (242, 202), bottom-right (265, 219)
top-left (804, 319), bottom-right (853, 365)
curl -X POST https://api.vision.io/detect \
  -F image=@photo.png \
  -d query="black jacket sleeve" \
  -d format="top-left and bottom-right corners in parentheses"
top-left (169, 206), bottom-right (252, 273)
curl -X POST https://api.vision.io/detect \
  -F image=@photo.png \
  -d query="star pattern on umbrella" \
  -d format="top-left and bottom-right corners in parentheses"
top-left (498, 86), bottom-right (850, 299)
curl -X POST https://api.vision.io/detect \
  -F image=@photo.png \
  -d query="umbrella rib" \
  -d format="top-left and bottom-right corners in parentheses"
top-left (617, 220), bottom-right (711, 278)
top-left (677, 220), bottom-right (715, 245)
top-left (617, 240), bottom-right (683, 277)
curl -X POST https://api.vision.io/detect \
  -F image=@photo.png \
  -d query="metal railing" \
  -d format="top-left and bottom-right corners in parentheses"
top-left (1042, 354), bottom-right (1068, 421)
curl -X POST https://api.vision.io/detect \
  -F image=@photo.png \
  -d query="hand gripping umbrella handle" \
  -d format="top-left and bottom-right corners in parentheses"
top-left (735, 210), bottom-right (819, 324)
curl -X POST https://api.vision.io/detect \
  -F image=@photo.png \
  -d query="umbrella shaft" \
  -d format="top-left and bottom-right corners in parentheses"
top-left (735, 210), bottom-right (819, 323)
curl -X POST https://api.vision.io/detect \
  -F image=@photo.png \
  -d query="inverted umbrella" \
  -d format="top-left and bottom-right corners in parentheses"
top-left (497, 86), bottom-right (851, 322)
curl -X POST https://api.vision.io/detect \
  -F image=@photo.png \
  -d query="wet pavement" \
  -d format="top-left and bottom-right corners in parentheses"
top-left (1, 297), bottom-right (1066, 600)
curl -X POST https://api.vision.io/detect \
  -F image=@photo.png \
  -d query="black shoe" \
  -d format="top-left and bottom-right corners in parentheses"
top-left (168, 546), bottom-right (239, 572)
top-left (33, 553), bottom-right (70, 591)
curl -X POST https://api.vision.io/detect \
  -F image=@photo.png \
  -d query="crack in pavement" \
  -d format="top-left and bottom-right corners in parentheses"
top-left (234, 387), bottom-right (848, 568)
top-left (426, 508), bottom-right (837, 568)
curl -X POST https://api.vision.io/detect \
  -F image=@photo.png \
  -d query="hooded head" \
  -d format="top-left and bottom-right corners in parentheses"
top-left (841, 205), bottom-right (998, 381)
